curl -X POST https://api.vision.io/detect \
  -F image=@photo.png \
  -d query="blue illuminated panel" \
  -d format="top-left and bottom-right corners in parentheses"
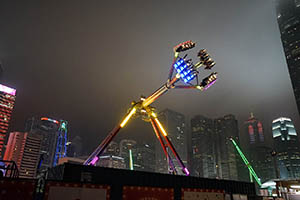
top-left (173, 58), bottom-right (196, 83)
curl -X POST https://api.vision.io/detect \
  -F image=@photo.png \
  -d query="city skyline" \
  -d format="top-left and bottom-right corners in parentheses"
top-left (0, 0), bottom-right (299, 153)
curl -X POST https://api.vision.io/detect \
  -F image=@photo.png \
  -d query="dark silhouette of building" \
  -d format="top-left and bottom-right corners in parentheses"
top-left (156, 109), bottom-right (187, 175)
top-left (190, 114), bottom-right (241, 181)
top-left (276, 0), bottom-right (300, 115)
top-left (191, 115), bottom-right (217, 178)
top-left (66, 136), bottom-right (83, 157)
top-left (135, 143), bottom-right (156, 173)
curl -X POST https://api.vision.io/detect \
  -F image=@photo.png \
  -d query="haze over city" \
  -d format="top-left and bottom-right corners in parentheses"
top-left (0, 0), bottom-right (299, 153)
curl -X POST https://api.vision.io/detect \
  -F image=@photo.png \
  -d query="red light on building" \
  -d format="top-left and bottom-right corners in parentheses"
top-left (0, 84), bottom-right (16, 157)
top-left (40, 117), bottom-right (59, 124)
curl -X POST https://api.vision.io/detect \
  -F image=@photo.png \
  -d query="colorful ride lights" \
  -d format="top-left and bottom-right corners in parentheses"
top-left (173, 58), bottom-right (197, 83)
top-left (197, 72), bottom-right (218, 91)
top-left (173, 40), bottom-right (196, 52)
top-left (183, 167), bottom-right (190, 176)
top-left (198, 49), bottom-right (216, 70)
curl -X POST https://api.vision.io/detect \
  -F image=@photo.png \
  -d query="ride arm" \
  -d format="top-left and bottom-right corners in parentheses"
top-left (150, 117), bottom-right (177, 174)
top-left (83, 107), bottom-right (137, 165)
top-left (142, 76), bottom-right (179, 107)
top-left (151, 112), bottom-right (189, 176)
top-left (230, 138), bottom-right (262, 186)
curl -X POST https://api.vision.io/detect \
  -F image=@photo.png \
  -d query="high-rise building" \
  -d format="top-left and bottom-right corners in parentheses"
top-left (191, 115), bottom-right (216, 178)
top-left (191, 114), bottom-right (241, 181)
top-left (135, 143), bottom-right (156, 173)
top-left (4, 132), bottom-right (41, 178)
top-left (0, 84), bottom-right (16, 157)
top-left (276, 0), bottom-right (300, 115)
top-left (25, 117), bottom-right (68, 170)
top-left (272, 117), bottom-right (300, 179)
top-left (244, 113), bottom-right (274, 183)
top-left (214, 115), bottom-right (240, 180)
top-left (156, 109), bottom-right (187, 175)
top-left (244, 113), bottom-right (265, 145)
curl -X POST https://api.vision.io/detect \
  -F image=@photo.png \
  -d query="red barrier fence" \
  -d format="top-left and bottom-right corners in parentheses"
top-left (123, 186), bottom-right (174, 200)
top-left (181, 188), bottom-right (225, 200)
top-left (0, 179), bottom-right (36, 200)
top-left (44, 181), bottom-right (110, 200)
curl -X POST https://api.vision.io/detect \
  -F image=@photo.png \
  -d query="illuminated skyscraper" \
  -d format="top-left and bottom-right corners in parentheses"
top-left (244, 113), bottom-right (264, 145)
top-left (25, 117), bottom-right (68, 170)
top-left (4, 132), bottom-right (41, 178)
top-left (244, 113), bottom-right (274, 183)
top-left (272, 117), bottom-right (300, 178)
top-left (276, 0), bottom-right (300, 115)
top-left (0, 84), bottom-right (16, 157)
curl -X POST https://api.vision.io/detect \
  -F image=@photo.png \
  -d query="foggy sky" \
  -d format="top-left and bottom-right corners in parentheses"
top-left (0, 0), bottom-right (299, 153)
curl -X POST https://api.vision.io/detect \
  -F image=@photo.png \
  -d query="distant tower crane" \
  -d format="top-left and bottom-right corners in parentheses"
top-left (84, 41), bottom-right (218, 175)
top-left (230, 138), bottom-right (262, 186)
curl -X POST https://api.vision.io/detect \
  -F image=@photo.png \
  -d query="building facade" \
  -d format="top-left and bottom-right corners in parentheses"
top-left (0, 84), bottom-right (16, 157)
top-left (97, 155), bottom-right (126, 169)
top-left (4, 132), bottom-right (41, 178)
top-left (214, 115), bottom-right (240, 181)
top-left (276, 0), bottom-right (300, 115)
top-left (191, 114), bottom-right (241, 181)
top-left (25, 117), bottom-right (68, 170)
top-left (156, 109), bottom-right (187, 175)
top-left (135, 143), bottom-right (156, 173)
top-left (272, 117), bottom-right (300, 179)
top-left (244, 113), bottom-right (274, 183)
top-left (191, 115), bottom-right (216, 178)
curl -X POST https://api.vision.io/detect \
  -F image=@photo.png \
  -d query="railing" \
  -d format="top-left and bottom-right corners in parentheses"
top-left (0, 160), bottom-right (19, 178)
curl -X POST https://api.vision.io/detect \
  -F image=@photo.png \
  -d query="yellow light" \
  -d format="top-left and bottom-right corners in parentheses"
top-left (196, 86), bottom-right (203, 91)
top-left (151, 112), bottom-right (157, 118)
top-left (175, 52), bottom-right (179, 57)
top-left (120, 107), bottom-right (136, 128)
top-left (176, 74), bottom-right (181, 78)
top-left (154, 118), bottom-right (168, 136)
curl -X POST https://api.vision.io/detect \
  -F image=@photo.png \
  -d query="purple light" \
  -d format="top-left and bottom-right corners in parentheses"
top-left (204, 80), bottom-right (217, 90)
top-left (0, 84), bottom-right (16, 96)
top-left (184, 167), bottom-right (190, 176)
top-left (90, 156), bottom-right (99, 165)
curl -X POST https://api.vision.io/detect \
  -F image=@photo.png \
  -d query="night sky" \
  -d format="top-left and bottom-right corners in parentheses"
top-left (0, 0), bottom-right (299, 154)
